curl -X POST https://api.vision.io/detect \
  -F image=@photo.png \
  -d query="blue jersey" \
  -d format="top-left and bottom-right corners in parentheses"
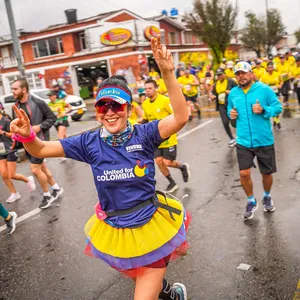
top-left (60, 121), bottom-right (164, 228)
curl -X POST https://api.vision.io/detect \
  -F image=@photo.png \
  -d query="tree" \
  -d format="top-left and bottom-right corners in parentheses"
top-left (295, 28), bottom-right (300, 44)
top-left (265, 9), bottom-right (286, 54)
top-left (185, 0), bottom-right (238, 65)
top-left (240, 11), bottom-right (266, 58)
top-left (240, 9), bottom-right (285, 58)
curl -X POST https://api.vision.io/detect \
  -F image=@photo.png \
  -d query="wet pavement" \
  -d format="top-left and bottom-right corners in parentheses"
top-left (1, 107), bottom-right (300, 300)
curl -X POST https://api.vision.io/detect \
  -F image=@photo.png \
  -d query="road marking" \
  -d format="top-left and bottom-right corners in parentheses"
top-left (178, 120), bottom-right (214, 140)
top-left (1, 119), bottom-right (214, 233)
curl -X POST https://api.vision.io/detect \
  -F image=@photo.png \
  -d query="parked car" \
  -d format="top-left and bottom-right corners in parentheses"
top-left (0, 88), bottom-right (87, 121)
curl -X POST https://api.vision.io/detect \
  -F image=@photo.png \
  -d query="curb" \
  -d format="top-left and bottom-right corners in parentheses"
top-left (17, 124), bottom-right (101, 163)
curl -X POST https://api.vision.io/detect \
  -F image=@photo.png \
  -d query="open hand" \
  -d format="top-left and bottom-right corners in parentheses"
top-left (151, 35), bottom-right (174, 76)
top-left (252, 100), bottom-right (263, 114)
top-left (10, 105), bottom-right (31, 137)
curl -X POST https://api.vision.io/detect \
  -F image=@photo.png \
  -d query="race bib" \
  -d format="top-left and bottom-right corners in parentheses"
top-left (218, 93), bottom-right (226, 105)
top-left (185, 85), bottom-right (191, 91)
top-left (0, 142), bottom-right (6, 154)
top-left (270, 85), bottom-right (278, 93)
top-left (205, 79), bottom-right (211, 84)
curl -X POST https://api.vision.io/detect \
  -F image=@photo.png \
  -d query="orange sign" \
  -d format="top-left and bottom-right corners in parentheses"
top-left (101, 28), bottom-right (132, 46)
top-left (144, 26), bottom-right (160, 41)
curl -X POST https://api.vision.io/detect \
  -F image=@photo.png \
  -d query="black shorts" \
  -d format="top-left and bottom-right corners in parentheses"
top-left (0, 151), bottom-right (18, 162)
top-left (236, 144), bottom-right (277, 174)
top-left (154, 145), bottom-right (177, 161)
top-left (184, 95), bottom-right (197, 103)
top-left (25, 150), bottom-right (44, 165)
top-left (55, 119), bottom-right (69, 130)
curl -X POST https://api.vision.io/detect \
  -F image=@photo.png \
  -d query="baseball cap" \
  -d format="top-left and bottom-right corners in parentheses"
top-left (47, 90), bottom-right (57, 96)
top-left (234, 62), bottom-right (252, 74)
top-left (216, 68), bottom-right (224, 75)
top-left (96, 86), bottom-right (132, 105)
top-left (279, 54), bottom-right (285, 59)
top-left (227, 61), bottom-right (234, 68)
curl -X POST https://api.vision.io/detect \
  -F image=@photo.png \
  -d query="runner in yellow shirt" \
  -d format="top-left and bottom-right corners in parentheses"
top-left (286, 51), bottom-right (296, 67)
top-left (155, 74), bottom-right (168, 95)
top-left (148, 67), bottom-right (159, 80)
top-left (225, 61), bottom-right (236, 81)
top-left (260, 62), bottom-right (282, 129)
top-left (143, 79), bottom-right (191, 192)
top-left (293, 56), bottom-right (300, 110)
top-left (197, 66), bottom-right (206, 95)
top-left (276, 54), bottom-right (292, 106)
top-left (178, 69), bottom-right (200, 120)
top-left (252, 60), bottom-right (266, 81)
top-left (128, 101), bottom-right (143, 125)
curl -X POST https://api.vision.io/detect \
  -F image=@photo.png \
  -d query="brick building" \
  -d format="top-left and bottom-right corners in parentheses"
top-left (0, 9), bottom-right (210, 98)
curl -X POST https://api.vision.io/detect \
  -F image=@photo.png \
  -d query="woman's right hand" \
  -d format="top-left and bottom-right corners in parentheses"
top-left (10, 105), bottom-right (31, 137)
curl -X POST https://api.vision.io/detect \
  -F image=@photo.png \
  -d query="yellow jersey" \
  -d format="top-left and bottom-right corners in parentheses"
top-left (253, 67), bottom-right (266, 80)
top-left (292, 65), bottom-right (300, 78)
top-left (156, 78), bottom-right (168, 95)
top-left (149, 71), bottom-right (159, 79)
top-left (276, 62), bottom-right (291, 81)
top-left (128, 102), bottom-right (140, 125)
top-left (142, 94), bottom-right (177, 148)
top-left (178, 75), bottom-right (198, 96)
top-left (287, 56), bottom-right (296, 66)
top-left (215, 79), bottom-right (228, 104)
top-left (260, 72), bottom-right (281, 94)
top-left (48, 99), bottom-right (68, 120)
top-left (225, 68), bottom-right (235, 79)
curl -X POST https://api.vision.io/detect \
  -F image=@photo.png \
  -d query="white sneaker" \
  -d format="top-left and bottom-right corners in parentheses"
top-left (27, 176), bottom-right (36, 192)
top-left (6, 193), bottom-right (21, 203)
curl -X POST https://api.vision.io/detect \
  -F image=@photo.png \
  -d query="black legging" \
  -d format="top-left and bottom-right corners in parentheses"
top-left (218, 104), bottom-right (234, 140)
top-left (296, 88), bottom-right (300, 106)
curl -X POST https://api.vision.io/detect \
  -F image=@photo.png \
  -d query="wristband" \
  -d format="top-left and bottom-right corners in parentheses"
top-left (12, 126), bottom-right (36, 143)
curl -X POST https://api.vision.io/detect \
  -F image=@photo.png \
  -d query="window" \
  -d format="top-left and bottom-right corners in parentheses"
top-left (33, 37), bottom-right (64, 58)
top-left (160, 30), bottom-right (166, 44)
top-left (7, 72), bottom-right (44, 91)
top-left (4, 95), bottom-right (16, 104)
top-left (168, 32), bottom-right (179, 45)
top-left (184, 31), bottom-right (193, 44)
top-left (79, 32), bottom-right (86, 50)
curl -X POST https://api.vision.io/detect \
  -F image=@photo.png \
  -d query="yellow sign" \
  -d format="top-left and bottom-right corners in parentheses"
top-left (101, 28), bottom-right (132, 46)
top-left (144, 26), bottom-right (160, 41)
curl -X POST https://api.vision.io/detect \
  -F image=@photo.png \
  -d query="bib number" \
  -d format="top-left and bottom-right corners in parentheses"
top-left (0, 142), bottom-right (6, 154)
top-left (218, 93), bottom-right (226, 105)
top-left (185, 85), bottom-right (191, 91)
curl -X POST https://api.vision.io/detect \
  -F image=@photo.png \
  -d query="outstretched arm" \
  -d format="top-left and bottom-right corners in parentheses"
top-left (10, 105), bottom-right (65, 158)
top-left (151, 36), bottom-right (189, 139)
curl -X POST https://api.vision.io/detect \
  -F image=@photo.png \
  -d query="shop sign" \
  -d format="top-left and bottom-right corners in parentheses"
top-left (144, 26), bottom-right (160, 41)
top-left (101, 28), bottom-right (132, 46)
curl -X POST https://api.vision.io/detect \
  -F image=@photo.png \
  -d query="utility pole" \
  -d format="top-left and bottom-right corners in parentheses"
top-left (4, 0), bottom-right (25, 76)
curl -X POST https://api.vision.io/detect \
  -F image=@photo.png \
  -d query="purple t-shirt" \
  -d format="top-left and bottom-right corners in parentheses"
top-left (60, 120), bottom-right (164, 228)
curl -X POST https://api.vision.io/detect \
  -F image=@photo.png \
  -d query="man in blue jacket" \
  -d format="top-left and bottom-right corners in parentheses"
top-left (227, 62), bottom-right (282, 220)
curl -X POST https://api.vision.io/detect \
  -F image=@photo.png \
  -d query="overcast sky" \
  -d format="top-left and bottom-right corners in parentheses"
top-left (0, 0), bottom-right (299, 37)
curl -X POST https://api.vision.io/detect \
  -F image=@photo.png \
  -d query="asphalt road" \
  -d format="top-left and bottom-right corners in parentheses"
top-left (1, 109), bottom-right (300, 300)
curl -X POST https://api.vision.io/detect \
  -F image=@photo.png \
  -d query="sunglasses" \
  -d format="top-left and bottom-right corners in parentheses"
top-left (95, 101), bottom-right (127, 114)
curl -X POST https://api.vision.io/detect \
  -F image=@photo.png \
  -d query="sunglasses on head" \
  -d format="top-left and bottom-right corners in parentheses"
top-left (95, 101), bottom-right (127, 114)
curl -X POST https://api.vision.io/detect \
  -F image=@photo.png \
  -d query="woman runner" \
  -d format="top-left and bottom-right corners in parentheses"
top-left (10, 36), bottom-right (190, 300)
top-left (0, 107), bottom-right (36, 203)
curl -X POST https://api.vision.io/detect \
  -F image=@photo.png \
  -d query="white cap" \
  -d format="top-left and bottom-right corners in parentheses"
top-left (234, 61), bottom-right (252, 74)
top-left (227, 61), bottom-right (234, 68)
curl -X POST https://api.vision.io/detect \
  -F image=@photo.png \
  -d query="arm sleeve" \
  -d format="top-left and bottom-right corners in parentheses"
top-left (59, 132), bottom-right (92, 164)
top-left (262, 87), bottom-right (283, 119)
top-left (139, 120), bottom-right (165, 153)
top-left (38, 101), bottom-right (57, 130)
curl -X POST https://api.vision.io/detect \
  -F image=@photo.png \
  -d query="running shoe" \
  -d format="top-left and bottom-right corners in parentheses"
top-left (27, 176), bottom-right (36, 192)
top-left (39, 195), bottom-right (55, 209)
top-left (5, 212), bottom-right (17, 234)
top-left (243, 200), bottom-right (259, 220)
top-left (262, 196), bottom-right (276, 212)
top-left (52, 187), bottom-right (64, 201)
top-left (6, 193), bottom-right (21, 203)
top-left (165, 182), bottom-right (179, 193)
top-left (228, 139), bottom-right (236, 147)
top-left (172, 283), bottom-right (187, 300)
top-left (180, 163), bottom-right (191, 183)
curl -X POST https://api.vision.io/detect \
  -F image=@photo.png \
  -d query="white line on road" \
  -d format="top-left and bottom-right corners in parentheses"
top-left (0, 119), bottom-right (214, 233)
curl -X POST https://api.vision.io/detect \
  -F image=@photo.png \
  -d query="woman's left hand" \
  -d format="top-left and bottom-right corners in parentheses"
top-left (151, 35), bottom-right (174, 75)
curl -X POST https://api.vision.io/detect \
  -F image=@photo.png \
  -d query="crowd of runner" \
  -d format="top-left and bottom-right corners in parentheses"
top-left (0, 35), bottom-right (299, 299)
